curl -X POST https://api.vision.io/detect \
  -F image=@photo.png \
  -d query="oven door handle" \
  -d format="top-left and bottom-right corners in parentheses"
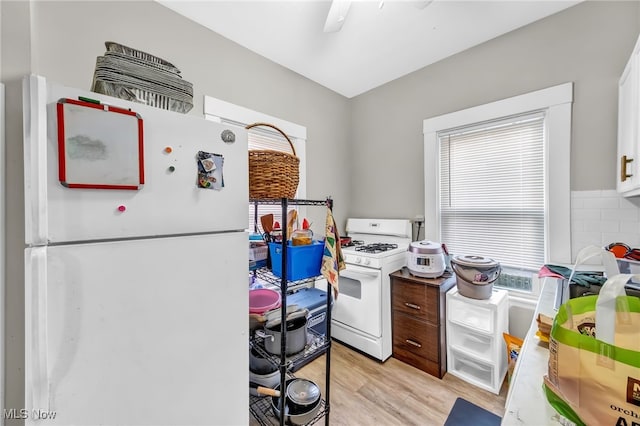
top-left (341, 269), bottom-right (380, 279)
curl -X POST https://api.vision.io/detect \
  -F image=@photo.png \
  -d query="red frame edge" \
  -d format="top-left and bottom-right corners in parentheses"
top-left (57, 98), bottom-right (144, 190)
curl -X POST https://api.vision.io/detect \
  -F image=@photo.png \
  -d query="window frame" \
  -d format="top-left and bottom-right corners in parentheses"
top-left (423, 83), bottom-right (573, 295)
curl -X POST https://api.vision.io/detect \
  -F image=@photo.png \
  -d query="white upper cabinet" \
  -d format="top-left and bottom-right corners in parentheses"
top-left (617, 35), bottom-right (640, 196)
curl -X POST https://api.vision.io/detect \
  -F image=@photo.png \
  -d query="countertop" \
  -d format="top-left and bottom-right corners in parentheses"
top-left (390, 267), bottom-right (455, 288)
top-left (501, 278), bottom-right (575, 426)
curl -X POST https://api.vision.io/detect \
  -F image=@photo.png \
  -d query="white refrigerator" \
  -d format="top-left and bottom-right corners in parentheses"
top-left (22, 75), bottom-right (248, 425)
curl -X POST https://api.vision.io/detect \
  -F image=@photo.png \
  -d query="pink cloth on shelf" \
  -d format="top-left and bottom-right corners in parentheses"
top-left (538, 265), bottom-right (566, 279)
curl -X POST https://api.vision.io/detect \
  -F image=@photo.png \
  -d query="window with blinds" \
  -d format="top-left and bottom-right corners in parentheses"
top-left (248, 130), bottom-right (299, 234)
top-left (439, 112), bottom-right (545, 281)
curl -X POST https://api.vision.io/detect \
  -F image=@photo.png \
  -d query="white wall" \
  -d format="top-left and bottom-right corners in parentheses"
top-left (571, 189), bottom-right (640, 257)
top-left (1, 1), bottom-right (351, 419)
top-left (349, 1), bottom-right (640, 222)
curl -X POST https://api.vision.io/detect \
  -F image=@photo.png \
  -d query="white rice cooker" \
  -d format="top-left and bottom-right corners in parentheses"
top-left (407, 240), bottom-right (446, 278)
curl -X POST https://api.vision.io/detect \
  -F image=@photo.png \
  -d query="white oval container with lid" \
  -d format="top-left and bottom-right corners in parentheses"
top-left (407, 240), bottom-right (446, 278)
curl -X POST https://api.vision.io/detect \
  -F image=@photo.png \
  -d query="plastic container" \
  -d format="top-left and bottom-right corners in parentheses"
top-left (269, 240), bottom-right (324, 281)
top-left (450, 255), bottom-right (501, 300)
top-left (447, 287), bottom-right (508, 335)
top-left (447, 322), bottom-right (494, 362)
top-left (616, 258), bottom-right (640, 285)
top-left (249, 288), bottom-right (281, 314)
top-left (292, 229), bottom-right (313, 246)
top-left (287, 287), bottom-right (331, 336)
top-left (249, 243), bottom-right (268, 261)
top-left (448, 347), bottom-right (496, 392)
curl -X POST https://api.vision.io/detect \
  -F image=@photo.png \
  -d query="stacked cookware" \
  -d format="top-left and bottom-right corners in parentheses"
top-left (91, 41), bottom-right (193, 113)
top-left (249, 302), bottom-right (324, 424)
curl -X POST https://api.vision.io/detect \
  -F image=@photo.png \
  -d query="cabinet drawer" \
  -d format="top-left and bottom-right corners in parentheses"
top-left (448, 296), bottom-right (494, 334)
top-left (447, 322), bottom-right (495, 363)
top-left (392, 279), bottom-right (437, 323)
top-left (448, 347), bottom-right (496, 392)
top-left (392, 312), bottom-right (438, 363)
top-left (393, 348), bottom-right (442, 378)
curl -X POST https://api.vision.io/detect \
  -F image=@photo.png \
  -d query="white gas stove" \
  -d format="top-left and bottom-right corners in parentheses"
top-left (341, 242), bottom-right (408, 269)
top-left (319, 218), bottom-right (412, 361)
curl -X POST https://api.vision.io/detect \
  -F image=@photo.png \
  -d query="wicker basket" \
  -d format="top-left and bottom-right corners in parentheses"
top-left (246, 122), bottom-right (300, 199)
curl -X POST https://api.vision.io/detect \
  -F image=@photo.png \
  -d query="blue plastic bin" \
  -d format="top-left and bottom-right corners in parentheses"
top-left (268, 240), bottom-right (324, 281)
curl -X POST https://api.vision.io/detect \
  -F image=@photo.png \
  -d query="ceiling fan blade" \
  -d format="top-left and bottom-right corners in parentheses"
top-left (413, 0), bottom-right (434, 9)
top-left (323, 0), bottom-right (352, 33)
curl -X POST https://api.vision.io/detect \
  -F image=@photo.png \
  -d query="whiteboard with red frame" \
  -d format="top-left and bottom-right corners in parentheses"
top-left (56, 98), bottom-right (144, 190)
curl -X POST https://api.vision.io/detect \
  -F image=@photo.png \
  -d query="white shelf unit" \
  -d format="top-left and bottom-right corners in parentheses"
top-left (446, 287), bottom-right (508, 395)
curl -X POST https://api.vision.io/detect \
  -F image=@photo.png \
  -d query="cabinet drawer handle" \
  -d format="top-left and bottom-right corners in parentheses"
top-left (405, 339), bottom-right (422, 348)
top-left (404, 302), bottom-right (421, 310)
top-left (621, 155), bottom-right (634, 182)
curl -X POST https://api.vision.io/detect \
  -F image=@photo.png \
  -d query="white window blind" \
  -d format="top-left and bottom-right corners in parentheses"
top-left (439, 112), bottom-right (545, 271)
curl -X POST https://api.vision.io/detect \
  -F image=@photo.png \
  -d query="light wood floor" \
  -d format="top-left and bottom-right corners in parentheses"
top-left (252, 340), bottom-right (507, 425)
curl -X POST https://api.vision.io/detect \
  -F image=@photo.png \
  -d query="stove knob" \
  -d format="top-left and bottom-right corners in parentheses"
top-left (363, 259), bottom-right (371, 266)
top-left (355, 257), bottom-right (362, 264)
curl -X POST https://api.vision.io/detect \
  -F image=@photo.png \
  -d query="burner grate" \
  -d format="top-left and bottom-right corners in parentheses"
top-left (355, 243), bottom-right (398, 253)
top-left (342, 239), bottom-right (365, 248)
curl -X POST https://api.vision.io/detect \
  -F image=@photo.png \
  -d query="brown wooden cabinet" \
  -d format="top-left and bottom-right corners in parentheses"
top-left (390, 268), bottom-right (455, 379)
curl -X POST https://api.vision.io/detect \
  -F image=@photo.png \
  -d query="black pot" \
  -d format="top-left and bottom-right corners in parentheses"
top-left (286, 378), bottom-right (321, 412)
top-left (270, 379), bottom-right (322, 425)
top-left (262, 313), bottom-right (308, 356)
top-left (249, 346), bottom-right (277, 375)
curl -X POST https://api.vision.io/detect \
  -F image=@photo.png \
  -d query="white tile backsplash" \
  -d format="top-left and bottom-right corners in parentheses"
top-left (606, 208), bottom-right (639, 221)
top-left (571, 190), bottom-right (640, 259)
top-left (572, 208), bottom-right (601, 220)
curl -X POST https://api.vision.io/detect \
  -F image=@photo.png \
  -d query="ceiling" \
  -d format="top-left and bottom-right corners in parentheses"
top-left (157, 0), bottom-right (581, 98)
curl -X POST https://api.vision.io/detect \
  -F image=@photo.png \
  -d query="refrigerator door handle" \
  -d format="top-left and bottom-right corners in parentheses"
top-left (23, 74), bottom-right (49, 245)
top-left (25, 247), bottom-right (50, 412)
